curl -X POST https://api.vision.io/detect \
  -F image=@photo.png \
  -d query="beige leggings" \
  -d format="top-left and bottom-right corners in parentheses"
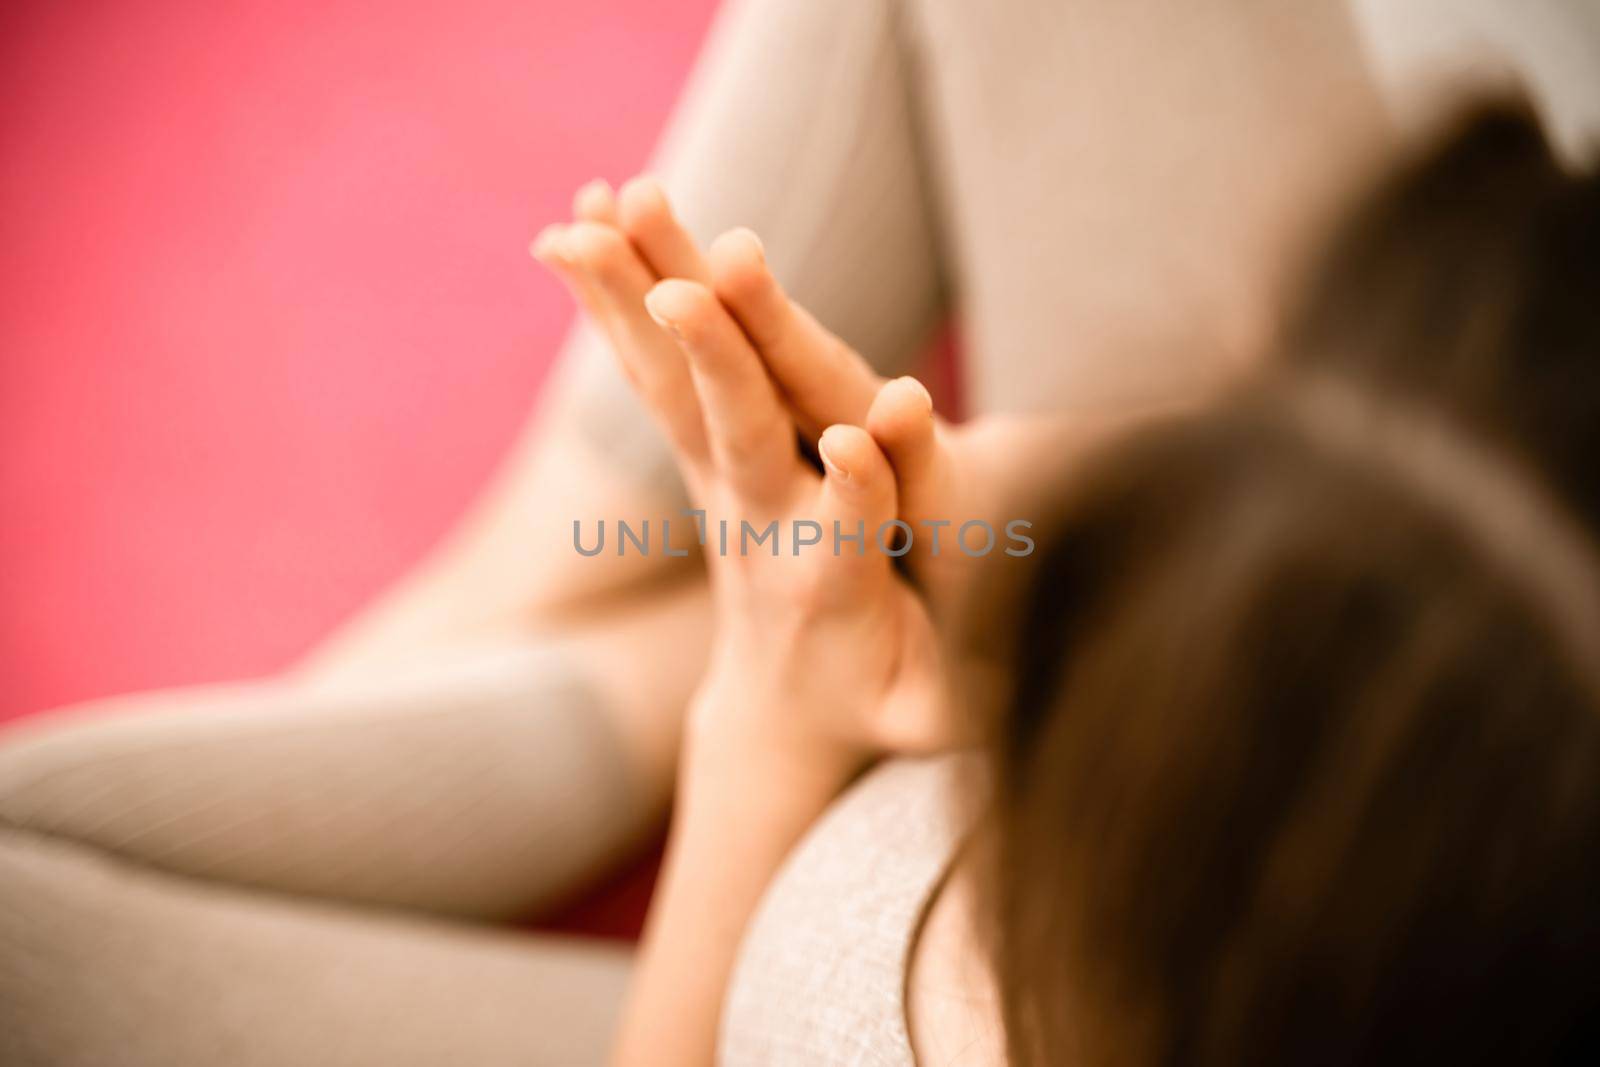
top-left (0, 646), bottom-right (643, 1067)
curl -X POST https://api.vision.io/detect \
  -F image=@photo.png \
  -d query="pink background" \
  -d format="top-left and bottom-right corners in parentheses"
top-left (0, 0), bottom-right (720, 724)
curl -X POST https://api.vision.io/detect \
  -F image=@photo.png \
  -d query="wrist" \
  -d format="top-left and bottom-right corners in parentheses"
top-left (684, 663), bottom-right (867, 804)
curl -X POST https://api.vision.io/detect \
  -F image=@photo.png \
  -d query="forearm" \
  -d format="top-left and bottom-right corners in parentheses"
top-left (612, 698), bottom-right (857, 1065)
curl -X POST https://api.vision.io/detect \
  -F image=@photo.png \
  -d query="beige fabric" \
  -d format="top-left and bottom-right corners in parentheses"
top-left (0, 644), bottom-right (646, 1066)
top-left (0, 645), bottom-right (650, 921)
top-left (721, 756), bottom-right (976, 1066)
top-left (0, 825), bottom-right (631, 1067)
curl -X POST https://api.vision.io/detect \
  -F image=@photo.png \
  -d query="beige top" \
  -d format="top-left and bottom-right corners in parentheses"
top-left (721, 755), bottom-right (976, 1066)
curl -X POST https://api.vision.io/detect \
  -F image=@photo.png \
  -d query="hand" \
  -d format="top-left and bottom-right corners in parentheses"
top-left (641, 275), bottom-right (956, 766)
top-left (534, 179), bottom-right (963, 766)
top-left (532, 178), bottom-right (1047, 619)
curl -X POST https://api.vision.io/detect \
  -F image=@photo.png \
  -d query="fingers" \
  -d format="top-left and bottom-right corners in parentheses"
top-left (645, 279), bottom-right (797, 500)
top-left (557, 220), bottom-right (654, 300)
top-left (812, 424), bottom-right (899, 601)
top-left (560, 174), bottom-right (712, 284)
top-left (540, 178), bottom-right (892, 510)
top-left (530, 223), bottom-right (614, 344)
top-left (535, 222), bottom-right (709, 463)
top-left (866, 375), bottom-right (961, 589)
top-left (618, 176), bottom-right (712, 284)
top-left (708, 228), bottom-right (883, 434)
top-left (572, 178), bottom-right (618, 224)
top-left (866, 376), bottom-right (942, 506)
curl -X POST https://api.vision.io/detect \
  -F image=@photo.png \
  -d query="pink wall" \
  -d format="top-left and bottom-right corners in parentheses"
top-left (0, 1), bottom-right (720, 722)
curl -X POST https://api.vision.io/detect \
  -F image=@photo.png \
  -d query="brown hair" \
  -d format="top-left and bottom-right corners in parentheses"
top-left (982, 107), bottom-right (1600, 1066)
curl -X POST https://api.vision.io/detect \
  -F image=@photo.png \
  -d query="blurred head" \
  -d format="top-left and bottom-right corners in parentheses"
top-left (979, 106), bottom-right (1600, 1066)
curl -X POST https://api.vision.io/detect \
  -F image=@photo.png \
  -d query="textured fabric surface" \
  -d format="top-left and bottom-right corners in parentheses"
top-left (0, 644), bottom-right (650, 922)
top-left (0, 643), bottom-right (647, 1063)
top-left (721, 755), bottom-right (976, 1066)
top-left (0, 825), bottom-right (632, 1067)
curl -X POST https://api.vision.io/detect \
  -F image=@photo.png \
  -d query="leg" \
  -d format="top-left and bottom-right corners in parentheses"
top-left (0, 579), bottom-right (709, 920)
top-left (0, 522), bottom-right (708, 1065)
top-left (0, 824), bottom-right (631, 1066)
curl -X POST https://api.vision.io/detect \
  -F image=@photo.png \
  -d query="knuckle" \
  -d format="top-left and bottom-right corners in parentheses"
top-left (719, 424), bottom-right (787, 479)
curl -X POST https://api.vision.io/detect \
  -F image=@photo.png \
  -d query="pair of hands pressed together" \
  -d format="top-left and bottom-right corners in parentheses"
top-left (533, 175), bottom-right (986, 777)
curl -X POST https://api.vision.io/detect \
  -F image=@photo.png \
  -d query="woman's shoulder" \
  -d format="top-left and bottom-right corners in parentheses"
top-left (720, 754), bottom-right (983, 1066)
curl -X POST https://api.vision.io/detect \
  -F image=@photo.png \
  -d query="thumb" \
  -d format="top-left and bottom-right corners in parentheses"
top-left (865, 376), bottom-right (965, 599)
top-left (810, 424), bottom-right (900, 609)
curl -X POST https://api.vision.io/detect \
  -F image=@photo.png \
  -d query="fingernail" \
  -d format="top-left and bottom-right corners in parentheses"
top-left (573, 179), bottom-right (610, 215)
top-left (622, 174), bottom-right (668, 213)
top-left (818, 438), bottom-right (850, 483)
top-left (735, 227), bottom-right (765, 263)
top-left (898, 375), bottom-right (933, 413)
top-left (534, 225), bottom-right (572, 265)
top-left (644, 291), bottom-right (683, 339)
